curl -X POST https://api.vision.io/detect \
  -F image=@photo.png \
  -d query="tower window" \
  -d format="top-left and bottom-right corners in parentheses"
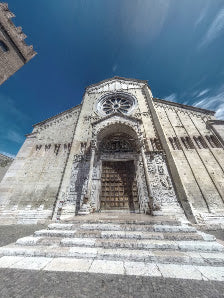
top-left (0, 40), bottom-right (9, 52)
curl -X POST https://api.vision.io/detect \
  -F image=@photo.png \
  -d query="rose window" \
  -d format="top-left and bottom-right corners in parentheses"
top-left (98, 95), bottom-right (135, 115)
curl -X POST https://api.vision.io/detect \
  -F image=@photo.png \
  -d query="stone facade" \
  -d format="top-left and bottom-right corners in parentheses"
top-left (207, 120), bottom-right (224, 146)
top-left (0, 3), bottom-right (36, 85)
top-left (0, 77), bottom-right (223, 225)
top-left (0, 153), bottom-right (13, 182)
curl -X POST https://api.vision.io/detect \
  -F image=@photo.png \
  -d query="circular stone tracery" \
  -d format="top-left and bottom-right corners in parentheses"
top-left (98, 94), bottom-right (136, 115)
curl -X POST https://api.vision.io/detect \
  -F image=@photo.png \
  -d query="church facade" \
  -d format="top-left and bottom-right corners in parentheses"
top-left (0, 77), bottom-right (224, 225)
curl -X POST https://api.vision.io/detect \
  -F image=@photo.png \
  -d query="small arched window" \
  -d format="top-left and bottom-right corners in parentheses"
top-left (0, 40), bottom-right (9, 52)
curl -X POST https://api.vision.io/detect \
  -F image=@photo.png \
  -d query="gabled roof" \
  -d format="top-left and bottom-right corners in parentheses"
top-left (86, 76), bottom-right (150, 91)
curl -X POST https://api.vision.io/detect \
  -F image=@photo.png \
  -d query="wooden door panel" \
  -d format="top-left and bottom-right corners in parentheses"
top-left (100, 161), bottom-right (139, 210)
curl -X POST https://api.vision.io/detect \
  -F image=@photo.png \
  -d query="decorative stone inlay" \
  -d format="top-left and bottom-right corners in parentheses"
top-left (100, 135), bottom-right (134, 153)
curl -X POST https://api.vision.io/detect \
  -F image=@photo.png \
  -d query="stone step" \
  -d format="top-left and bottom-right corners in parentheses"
top-left (34, 227), bottom-right (203, 240)
top-left (47, 223), bottom-right (196, 233)
top-left (14, 232), bottom-right (215, 248)
top-left (23, 230), bottom-right (212, 243)
top-left (60, 219), bottom-right (182, 226)
top-left (16, 236), bottom-right (62, 247)
top-left (1, 244), bottom-right (224, 267)
top-left (72, 230), bottom-right (206, 241)
top-left (60, 238), bottom-right (224, 252)
top-left (15, 235), bottom-right (203, 248)
top-left (35, 230), bottom-right (77, 238)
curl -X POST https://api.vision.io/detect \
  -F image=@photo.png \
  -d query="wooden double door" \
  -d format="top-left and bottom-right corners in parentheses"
top-left (100, 160), bottom-right (139, 210)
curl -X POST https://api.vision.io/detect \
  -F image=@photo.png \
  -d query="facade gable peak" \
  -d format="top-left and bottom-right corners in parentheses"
top-left (86, 76), bottom-right (149, 94)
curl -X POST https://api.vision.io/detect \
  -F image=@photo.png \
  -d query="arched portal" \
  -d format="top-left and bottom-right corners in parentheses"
top-left (99, 132), bottom-right (139, 211)
top-left (91, 120), bottom-right (145, 212)
top-left (71, 116), bottom-right (154, 216)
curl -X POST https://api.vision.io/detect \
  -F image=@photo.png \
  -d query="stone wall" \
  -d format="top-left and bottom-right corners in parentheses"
top-left (0, 153), bottom-right (13, 182)
top-left (0, 3), bottom-right (36, 85)
top-left (0, 106), bottom-right (80, 223)
top-left (153, 99), bottom-right (224, 222)
top-left (207, 120), bottom-right (224, 146)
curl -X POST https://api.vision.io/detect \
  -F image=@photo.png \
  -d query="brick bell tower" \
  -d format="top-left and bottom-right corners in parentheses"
top-left (0, 3), bottom-right (36, 85)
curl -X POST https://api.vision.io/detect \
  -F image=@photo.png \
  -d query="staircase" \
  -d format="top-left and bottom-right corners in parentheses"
top-left (0, 213), bottom-right (224, 270)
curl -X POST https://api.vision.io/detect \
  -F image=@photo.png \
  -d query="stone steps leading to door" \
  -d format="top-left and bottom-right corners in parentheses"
top-left (1, 244), bottom-right (224, 267)
top-left (15, 235), bottom-right (219, 252)
top-left (0, 214), bottom-right (223, 275)
top-left (16, 229), bottom-right (213, 242)
top-left (47, 223), bottom-right (196, 233)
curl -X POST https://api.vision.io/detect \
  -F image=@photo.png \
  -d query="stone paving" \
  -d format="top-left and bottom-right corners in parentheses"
top-left (1, 269), bottom-right (224, 298)
top-left (0, 224), bottom-right (47, 247)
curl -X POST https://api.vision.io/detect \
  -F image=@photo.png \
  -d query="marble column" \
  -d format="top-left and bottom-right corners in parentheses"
top-left (86, 144), bottom-right (96, 200)
top-left (78, 140), bottom-right (96, 215)
top-left (140, 145), bottom-right (154, 214)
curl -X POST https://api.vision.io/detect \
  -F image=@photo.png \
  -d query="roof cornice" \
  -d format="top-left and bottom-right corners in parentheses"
top-left (153, 98), bottom-right (215, 115)
top-left (33, 104), bottom-right (81, 127)
top-left (0, 153), bottom-right (14, 160)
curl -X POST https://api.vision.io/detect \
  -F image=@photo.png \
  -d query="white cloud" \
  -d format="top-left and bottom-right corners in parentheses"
top-left (215, 103), bottom-right (224, 119)
top-left (182, 101), bottom-right (189, 105)
top-left (6, 130), bottom-right (24, 144)
top-left (199, 8), bottom-right (224, 48)
top-left (193, 84), bottom-right (224, 119)
top-left (0, 93), bottom-right (27, 146)
top-left (164, 93), bottom-right (177, 102)
top-left (120, 0), bottom-right (170, 45)
top-left (112, 64), bottom-right (118, 72)
top-left (0, 94), bottom-right (28, 122)
top-left (0, 151), bottom-right (15, 158)
top-left (196, 89), bottom-right (210, 97)
top-left (195, 4), bottom-right (209, 27)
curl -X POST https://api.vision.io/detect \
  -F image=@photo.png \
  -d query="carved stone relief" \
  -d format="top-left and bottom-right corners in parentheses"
top-left (136, 156), bottom-right (150, 213)
top-left (65, 154), bottom-right (90, 214)
top-left (146, 152), bottom-right (178, 207)
top-left (90, 158), bottom-right (101, 211)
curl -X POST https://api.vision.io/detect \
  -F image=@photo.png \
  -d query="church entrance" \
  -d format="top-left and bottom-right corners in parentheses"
top-left (100, 160), bottom-right (139, 211)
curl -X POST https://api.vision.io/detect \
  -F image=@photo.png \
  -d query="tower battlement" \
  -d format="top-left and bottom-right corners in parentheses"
top-left (0, 2), bottom-right (36, 84)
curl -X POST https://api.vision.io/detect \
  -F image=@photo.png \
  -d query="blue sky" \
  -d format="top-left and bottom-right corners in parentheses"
top-left (1, 0), bottom-right (224, 157)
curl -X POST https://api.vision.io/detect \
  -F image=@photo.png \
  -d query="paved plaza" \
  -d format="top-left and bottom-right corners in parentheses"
top-left (1, 269), bottom-right (224, 298)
